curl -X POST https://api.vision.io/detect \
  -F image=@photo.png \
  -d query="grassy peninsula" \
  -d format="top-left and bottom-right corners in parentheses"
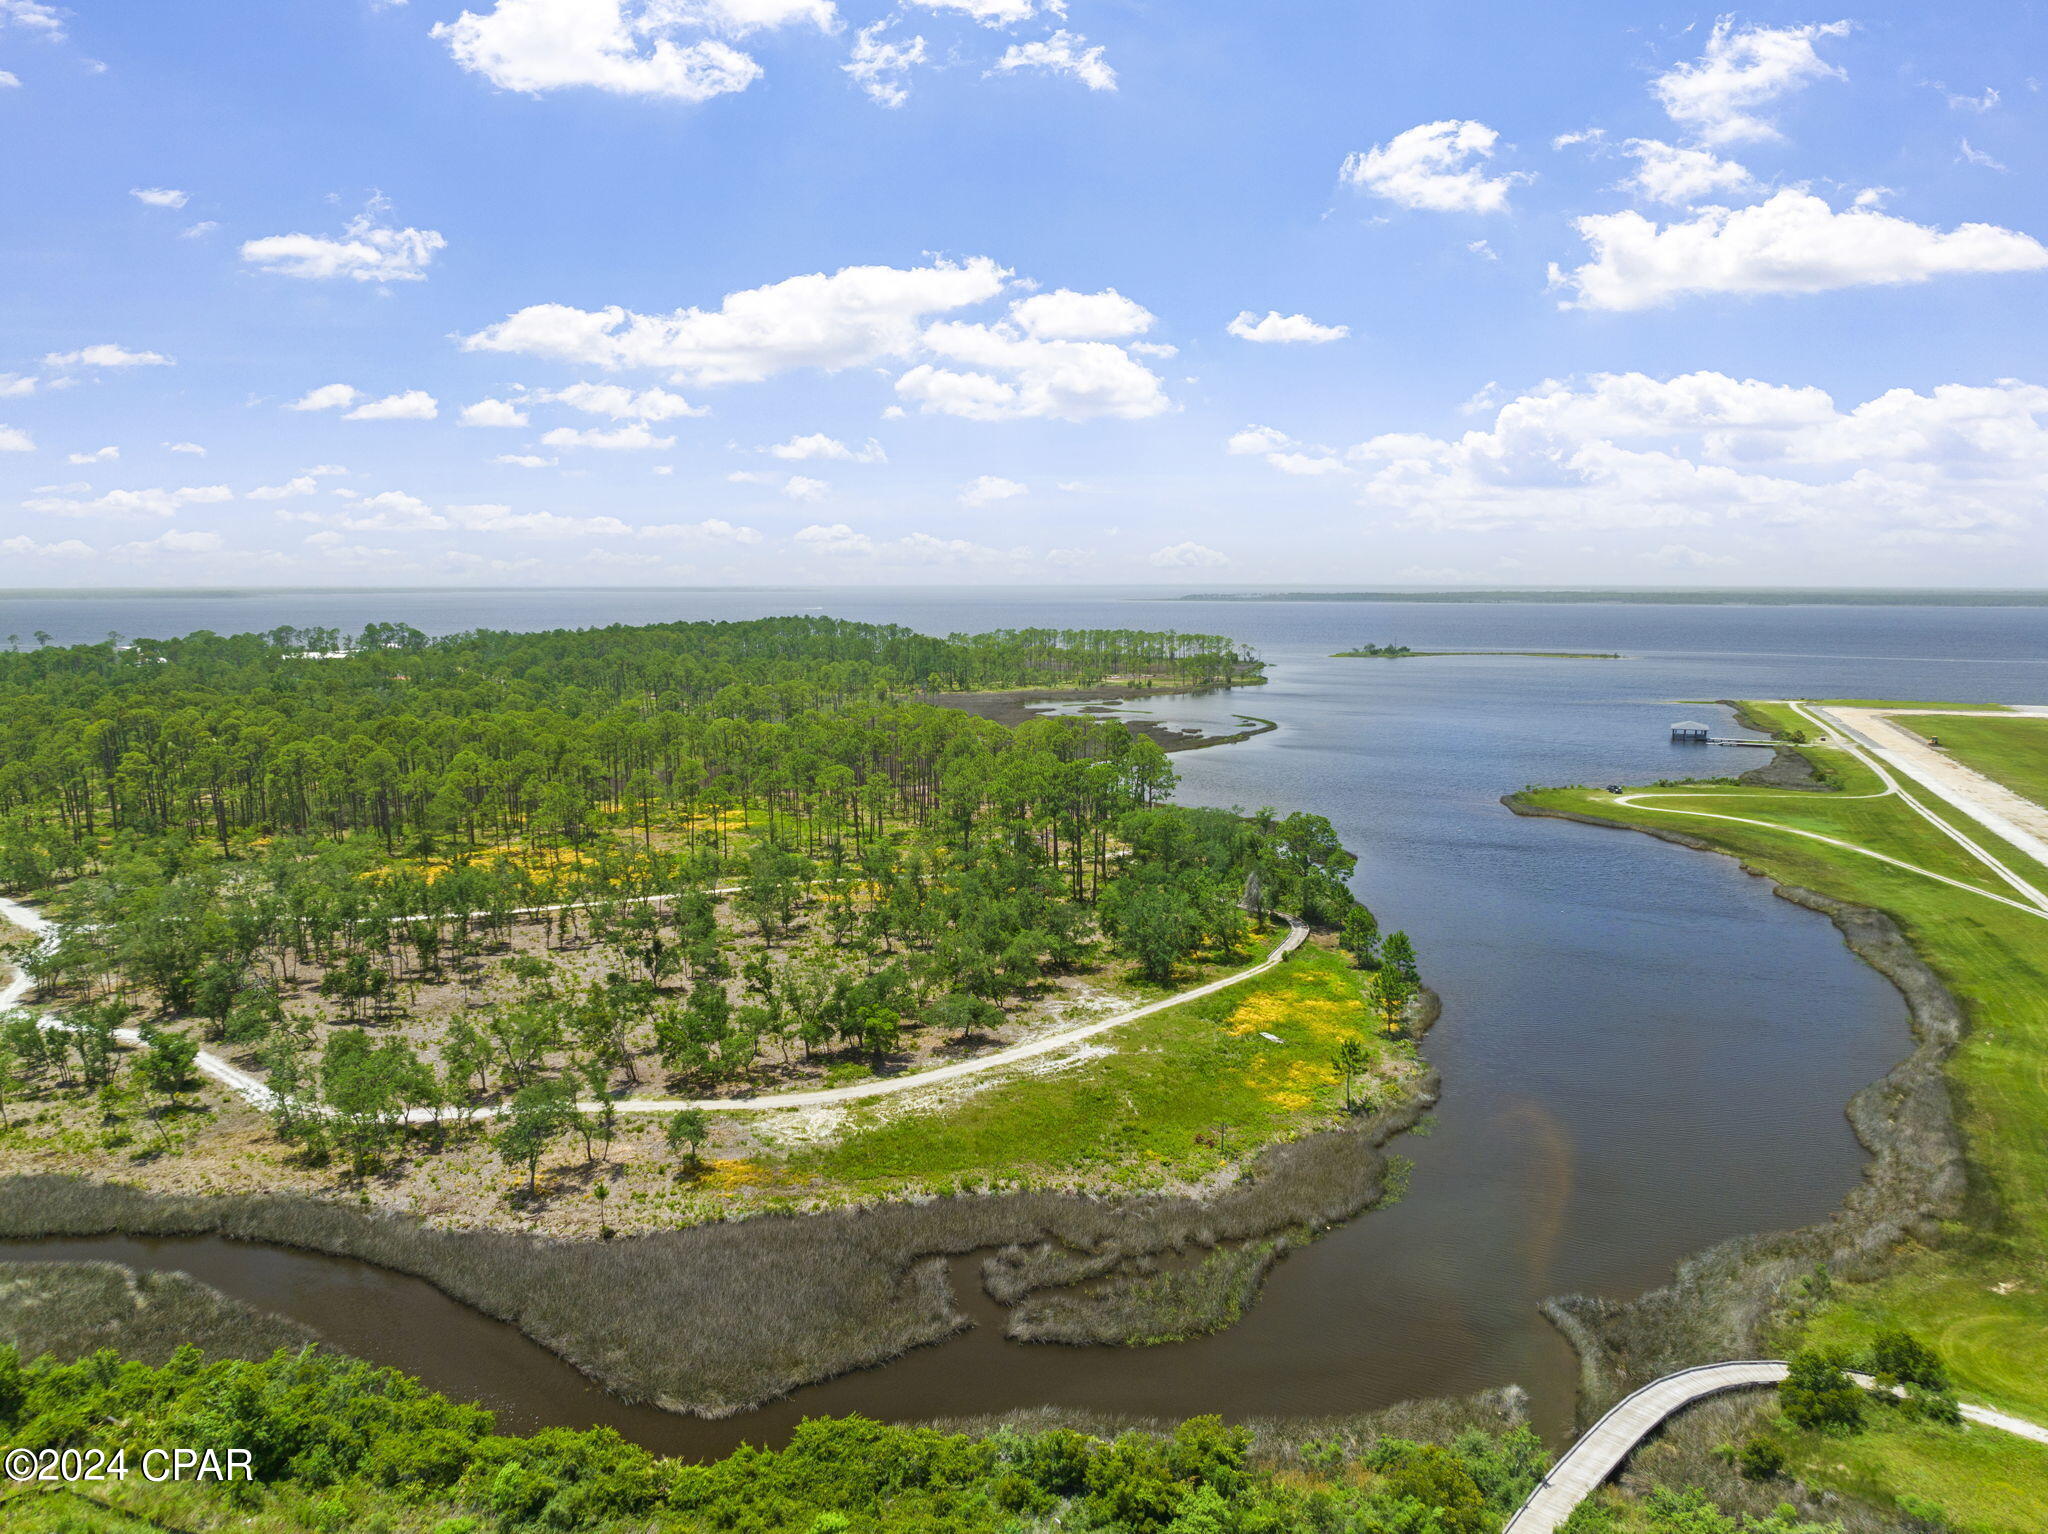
top-left (1512, 698), bottom-right (2048, 1531)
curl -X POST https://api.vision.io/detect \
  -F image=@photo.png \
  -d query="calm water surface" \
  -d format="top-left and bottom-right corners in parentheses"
top-left (6, 589), bottom-right (2046, 1450)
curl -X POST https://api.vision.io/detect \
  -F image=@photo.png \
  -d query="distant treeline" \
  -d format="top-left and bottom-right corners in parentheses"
top-left (0, 617), bottom-right (1257, 861)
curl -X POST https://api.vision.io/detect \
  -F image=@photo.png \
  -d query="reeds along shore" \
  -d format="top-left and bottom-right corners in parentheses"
top-left (0, 1072), bottom-right (1438, 1419)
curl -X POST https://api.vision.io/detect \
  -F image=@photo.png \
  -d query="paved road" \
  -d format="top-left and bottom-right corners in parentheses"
top-left (1505, 1363), bottom-right (2048, 1533)
top-left (1818, 705), bottom-right (2048, 899)
top-left (0, 892), bottom-right (1306, 1120)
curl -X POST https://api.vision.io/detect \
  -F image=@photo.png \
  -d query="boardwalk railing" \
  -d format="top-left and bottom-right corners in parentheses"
top-left (1503, 1362), bottom-right (1790, 1534)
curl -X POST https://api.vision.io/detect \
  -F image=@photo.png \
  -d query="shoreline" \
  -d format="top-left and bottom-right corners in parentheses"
top-left (924, 680), bottom-right (1276, 755)
top-left (1502, 793), bottom-right (1970, 1427)
top-left (0, 1004), bottom-right (1440, 1425)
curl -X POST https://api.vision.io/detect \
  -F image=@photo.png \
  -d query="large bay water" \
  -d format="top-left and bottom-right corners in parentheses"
top-left (5, 588), bottom-right (2046, 1449)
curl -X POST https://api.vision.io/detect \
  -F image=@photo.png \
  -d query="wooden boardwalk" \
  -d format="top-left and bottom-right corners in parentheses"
top-left (1504, 1361), bottom-right (2048, 1531)
top-left (1503, 1362), bottom-right (1789, 1534)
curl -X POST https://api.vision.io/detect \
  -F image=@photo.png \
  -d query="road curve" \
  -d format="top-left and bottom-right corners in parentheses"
top-left (0, 892), bottom-right (1306, 1120)
top-left (1505, 1363), bottom-right (2048, 1533)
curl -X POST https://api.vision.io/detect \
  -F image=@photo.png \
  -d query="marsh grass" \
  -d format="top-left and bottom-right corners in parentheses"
top-left (0, 1259), bottom-right (318, 1364)
top-left (0, 1084), bottom-right (1431, 1419)
top-left (1005, 1238), bottom-right (1283, 1345)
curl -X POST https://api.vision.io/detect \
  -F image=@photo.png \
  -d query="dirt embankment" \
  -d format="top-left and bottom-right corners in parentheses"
top-left (1503, 795), bottom-right (1969, 1426)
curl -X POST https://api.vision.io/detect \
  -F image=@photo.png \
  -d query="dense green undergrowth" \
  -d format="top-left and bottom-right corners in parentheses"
top-left (0, 1343), bottom-right (1554, 1534)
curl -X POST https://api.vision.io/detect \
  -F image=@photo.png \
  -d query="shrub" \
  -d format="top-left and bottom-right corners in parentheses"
top-left (1737, 1436), bottom-right (1786, 1480)
top-left (1778, 1349), bottom-right (1864, 1433)
top-left (1870, 1328), bottom-right (1948, 1392)
top-left (1895, 1492), bottom-right (1952, 1528)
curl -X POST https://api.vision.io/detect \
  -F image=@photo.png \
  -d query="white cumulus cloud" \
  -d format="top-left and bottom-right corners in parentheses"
top-left (2, 536), bottom-right (94, 558)
top-left (908, 0), bottom-right (1041, 23)
top-left (130, 187), bottom-right (189, 209)
top-left (344, 390), bottom-right (440, 421)
top-left (539, 421), bottom-right (675, 449)
top-left (1227, 310), bottom-right (1349, 344)
top-left (0, 426), bottom-right (33, 452)
top-left (960, 474), bottom-right (1026, 506)
top-left (241, 202), bottom-right (445, 283)
top-left (463, 257), bottom-right (1009, 382)
top-left (1225, 425), bottom-right (1292, 456)
top-left (465, 257), bottom-right (1167, 424)
top-left (1620, 139), bottom-right (1756, 206)
top-left (988, 30), bottom-right (1115, 91)
top-left (248, 476), bottom-right (320, 500)
top-left (898, 322), bottom-right (1168, 422)
top-left (43, 344), bottom-right (173, 368)
top-left (67, 446), bottom-right (118, 464)
top-left (768, 433), bottom-right (885, 462)
top-left (115, 529), bottom-right (222, 556)
top-left (541, 382), bottom-right (706, 419)
top-left (1010, 288), bottom-right (1153, 340)
top-left (843, 21), bottom-right (924, 107)
top-left (288, 384), bottom-right (361, 412)
top-left (1272, 370), bottom-right (2048, 545)
top-left (24, 484), bottom-right (233, 518)
top-left (1341, 120), bottom-right (1524, 213)
top-left (1651, 18), bottom-right (1850, 145)
top-left (461, 397), bottom-right (530, 427)
top-left (433, 0), bottom-right (767, 101)
top-left (1554, 189), bottom-right (2048, 310)
top-left (1148, 541), bottom-right (1229, 568)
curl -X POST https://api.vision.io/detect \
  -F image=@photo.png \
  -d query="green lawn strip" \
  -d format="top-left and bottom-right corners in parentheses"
top-left (789, 942), bottom-right (1390, 1194)
top-left (1631, 733), bottom-right (2048, 897)
top-left (1796, 1259), bottom-right (2048, 1433)
top-left (1724, 699), bottom-right (1815, 738)
top-left (1522, 759), bottom-right (2048, 1427)
top-left (1616, 751), bottom-right (2029, 895)
top-left (1913, 713), bottom-right (2048, 813)
top-left (1777, 1411), bottom-right (2048, 1534)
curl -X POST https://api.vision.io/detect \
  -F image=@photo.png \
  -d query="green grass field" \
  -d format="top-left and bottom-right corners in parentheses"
top-left (1778, 1411), bottom-right (2048, 1534)
top-left (1916, 713), bottom-right (2048, 812)
top-left (791, 940), bottom-right (1411, 1195)
top-left (1520, 706), bottom-right (2048, 1526)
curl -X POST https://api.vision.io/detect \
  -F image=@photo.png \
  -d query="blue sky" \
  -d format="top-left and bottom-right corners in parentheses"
top-left (2, 0), bottom-right (2044, 588)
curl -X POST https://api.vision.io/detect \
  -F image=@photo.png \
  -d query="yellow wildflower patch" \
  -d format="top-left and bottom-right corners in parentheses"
top-left (1224, 984), bottom-right (1369, 1046)
top-left (1240, 1055), bottom-right (1339, 1112)
top-left (697, 1157), bottom-right (773, 1190)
